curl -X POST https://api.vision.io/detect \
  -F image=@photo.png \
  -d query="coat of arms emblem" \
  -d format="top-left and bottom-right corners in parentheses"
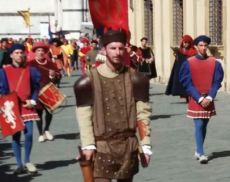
top-left (1, 100), bottom-right (16, 129)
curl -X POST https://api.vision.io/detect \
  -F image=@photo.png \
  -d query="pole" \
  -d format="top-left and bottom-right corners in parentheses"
top-left (28, 8), bottom-right (31, 37)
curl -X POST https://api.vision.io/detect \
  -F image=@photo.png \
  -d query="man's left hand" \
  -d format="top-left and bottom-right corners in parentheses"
top-left (49, 70), bottom-right (56, 77)
top-left (22, 100), bottom-right (33, 108)
top-left (144, 154), bottom-right (151, 166)
top-left (139, 153), bottom-right (151, 168)
top-left (201, 98), bottom-right (211, 108)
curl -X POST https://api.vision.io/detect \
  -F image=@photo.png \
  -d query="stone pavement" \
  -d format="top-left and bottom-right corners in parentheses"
top-left (1, 71), bottom-right (230, 182)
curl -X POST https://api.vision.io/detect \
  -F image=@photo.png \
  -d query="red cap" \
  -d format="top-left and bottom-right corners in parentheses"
top-left (81, 37), bottom-right (89, 44)
top-left (32, 42), bottom-right (49, 53)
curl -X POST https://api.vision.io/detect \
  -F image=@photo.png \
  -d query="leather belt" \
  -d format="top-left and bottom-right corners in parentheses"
top-left (95, 130), bottom-right (135, 141)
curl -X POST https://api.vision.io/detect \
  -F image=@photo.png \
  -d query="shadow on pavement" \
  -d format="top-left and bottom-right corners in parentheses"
top-left (59, 104), bottom-right (76, 108)
top-left (59, 85), bottom-right (74, 89)
top-left (149, 93), bottom-right (165, 96)
top-left (70, 73), bottom-right (82, 77)
top-left (0, 164), bottom-right (41, 182)
top-left (0, 142), bottom-right (41, 181)
top-left (60, 81), bottom-right (70, 85)
top-left (0, 142), bottom-right (14, 164)
top-left (150, 114), bottom-right (183, 120)
top-left (0, 172), bottom-right (34, 182)
top-left (170, 101), bottom-right (187, 104)
top-left (36, 159), bottom-right (76, 171)
top-left (208, 150), bottom-right (230, 161)
top-left (54, 132), bottom-right (80, 140)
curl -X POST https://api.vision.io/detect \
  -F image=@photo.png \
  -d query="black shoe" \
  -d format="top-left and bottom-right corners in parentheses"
top-left (13, 166), bottom-right (27, 175)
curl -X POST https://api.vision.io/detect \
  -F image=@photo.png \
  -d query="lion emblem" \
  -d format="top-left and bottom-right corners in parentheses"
top-left (1, 101), bottom-right (16, 129)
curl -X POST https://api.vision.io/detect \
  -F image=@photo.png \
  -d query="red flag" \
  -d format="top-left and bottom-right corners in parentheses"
top-left (89, 0), bottom-right (130, 40)
top-left (0, 92), bottom-right (24, 137)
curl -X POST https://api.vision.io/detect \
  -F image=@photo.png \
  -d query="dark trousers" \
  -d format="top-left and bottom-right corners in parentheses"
top-left (36, 108), bottom-right (53, 135)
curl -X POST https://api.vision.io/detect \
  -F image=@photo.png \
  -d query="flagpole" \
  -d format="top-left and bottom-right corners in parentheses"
top-left (28, 8), bottom-right (31, 37)
top-left (28, 25), bottom-right (31, 37)
top-left (48, 15), bottom-right (53, 39)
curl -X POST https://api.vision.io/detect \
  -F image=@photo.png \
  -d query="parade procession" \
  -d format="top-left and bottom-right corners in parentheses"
top-left (1, 0), bottom-right (230, 182)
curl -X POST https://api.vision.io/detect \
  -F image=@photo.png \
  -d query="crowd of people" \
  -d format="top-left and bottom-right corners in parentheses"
top-left (0, 29), bottom-right (224, 181)
top-left (0, 34), bottom-right (158, 80)
top-left (0, 32), bottom-right (157, 178)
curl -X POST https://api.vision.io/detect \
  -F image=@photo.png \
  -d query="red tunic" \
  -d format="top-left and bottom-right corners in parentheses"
top-left (80, 46), bottom-right (91, 75)
top-left (187, 56), bottom-right (216, 118)
top-left (80, 46), bottom-right (91, 63)
top-left (29, 59), bottom-right (60, 88)
top-left (29, 59), bottom-right (61, 109)
top-left (3, 65), bottom-right (39, 122)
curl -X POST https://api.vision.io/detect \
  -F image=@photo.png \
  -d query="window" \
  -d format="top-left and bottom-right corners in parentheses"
top-left (209, 0), bottom-right (222, 45)
top-left (172, 0), bottom-right (183, 46)
top-left (144, 0), bottom-right (153, 46)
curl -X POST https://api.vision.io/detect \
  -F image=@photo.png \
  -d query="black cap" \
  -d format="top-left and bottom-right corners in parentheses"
top-left (140, 37), bottom-right (148, 41)
top-left (91, 39), bottom-right (98, 44)
top-left (1, 38), bottom-right (8, 43)
top-left (50, 38), bottom-right (63, 46)
top-left (101, 29), bottom-right (127, 46)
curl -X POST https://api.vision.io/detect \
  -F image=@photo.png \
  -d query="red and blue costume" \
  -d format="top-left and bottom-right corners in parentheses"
top-left (3, 65), bottom-right (40, 120)
top-left (179, 35), bottom-right (224, 159)
top-left (29, 58), bottom-right (61, 139)
top-left (180, 55), bottom-right (223, 118)
top-left (0, 63), bottom-right (40, 170)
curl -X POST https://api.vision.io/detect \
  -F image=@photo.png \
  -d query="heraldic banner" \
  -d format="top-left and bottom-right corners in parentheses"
top-left (89, 0), bottom-right (130, 39)
top-left (0, 92), bottom-right (24, 137)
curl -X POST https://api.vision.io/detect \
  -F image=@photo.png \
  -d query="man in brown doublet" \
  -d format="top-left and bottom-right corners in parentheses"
top-left (74, 29), bottom-right (152, 182)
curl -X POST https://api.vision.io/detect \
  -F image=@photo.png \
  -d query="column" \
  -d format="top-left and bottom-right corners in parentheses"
top-left (224, 0), bottom-right (230, 91)
top-left (183, 0), bottom-right (195, 37)
top-left (161, 0), bottom-right (173, 82)
top-left (135, 0), bottom-right (145, 47)
top-left (153, 0), bottom-right (163, 81)
top-left (195, 0), bottom-right (208, 35)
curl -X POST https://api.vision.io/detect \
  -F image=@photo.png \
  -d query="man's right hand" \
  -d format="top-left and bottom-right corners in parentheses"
top-left (82, 149), bottom-right (95, 160)
top-left (76, 149), bottom-right (95, 161)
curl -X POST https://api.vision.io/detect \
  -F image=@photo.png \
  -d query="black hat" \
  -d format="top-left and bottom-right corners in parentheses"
top-left (140, 37), bottom-right (148, 41)
top-left (50, 38), bottom-right (63, 46)
top-left (8, 44), bottom-right (25, 54)
top-left (91, 39), bottom-right (98, 44)
top-left (193, 35), bottom-right (211, 45)
top-left (1, 38), bottom-right (8, 43)
top-left (101, 29), bottom-right (127, 46)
